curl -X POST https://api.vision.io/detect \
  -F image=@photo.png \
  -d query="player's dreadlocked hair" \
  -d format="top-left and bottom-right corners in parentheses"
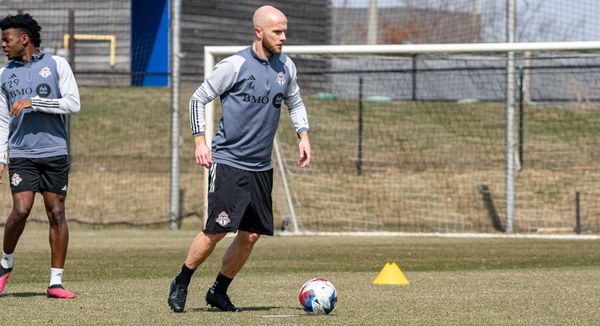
top-left (0, 14), bottom-right (42, 48)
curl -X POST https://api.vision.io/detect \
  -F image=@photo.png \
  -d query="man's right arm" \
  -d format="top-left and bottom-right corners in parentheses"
top-left (194, 135), bottom-right (212, 168)
top-left (189, 58), bottom-right (239, 168)
top-left (189, 59), bottom-right (237, 137)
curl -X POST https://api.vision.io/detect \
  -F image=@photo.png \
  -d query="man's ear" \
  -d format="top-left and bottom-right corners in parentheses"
top-left (20, 31), bottom-right (30, 46)
top-left (254, 26), bottom-right (262, 40)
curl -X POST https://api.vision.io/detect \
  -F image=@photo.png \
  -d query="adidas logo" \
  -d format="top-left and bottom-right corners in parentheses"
top-left (9, 73), bottom-right (17, 79)
top-left (61, 185), bottom-right (68, 191)
top-left (247, 75), bottom-right (256, 81)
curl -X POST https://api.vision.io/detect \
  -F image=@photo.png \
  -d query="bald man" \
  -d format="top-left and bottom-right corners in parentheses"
top-left (167, 5), bottom-right (311, 312)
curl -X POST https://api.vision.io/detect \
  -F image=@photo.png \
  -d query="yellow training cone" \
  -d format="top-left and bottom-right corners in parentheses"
top-left (373, 262), bottom-right (409, 285)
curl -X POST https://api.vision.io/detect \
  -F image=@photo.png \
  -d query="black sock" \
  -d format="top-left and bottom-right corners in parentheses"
top-left (174, 264), bottom-right (195, 287)
top-left (210, 272), bottom-right (233, 294)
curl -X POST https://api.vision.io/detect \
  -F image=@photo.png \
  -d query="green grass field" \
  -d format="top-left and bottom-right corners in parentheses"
top-left (1, 225), bottom-right (599, 325)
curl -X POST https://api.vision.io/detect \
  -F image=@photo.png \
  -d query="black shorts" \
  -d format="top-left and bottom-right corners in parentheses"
top-left (205, 163), bottom-right (274, 235)
top-left (8, 155), bottom-right (70, 196)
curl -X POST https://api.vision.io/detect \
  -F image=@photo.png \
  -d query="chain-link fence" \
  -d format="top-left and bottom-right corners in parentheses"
top-left (1, 0), bottom-right (599, 233)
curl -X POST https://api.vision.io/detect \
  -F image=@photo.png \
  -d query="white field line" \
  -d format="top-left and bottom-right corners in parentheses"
top-left (276, 231), bottom-right (600, 240)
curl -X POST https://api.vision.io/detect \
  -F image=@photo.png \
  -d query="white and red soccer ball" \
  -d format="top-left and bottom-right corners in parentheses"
top-left (298, 277), bottom-right (337, 314)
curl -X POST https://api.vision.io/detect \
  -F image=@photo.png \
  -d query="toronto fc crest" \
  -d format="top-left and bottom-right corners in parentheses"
top-left (276, 72), bottom-right (285, 86)
top-left (39, 66), bottom-right (52, 78)
top-left (11, 173), bottom-right (22, 186)
top-left (216, 211), bottom-right (231, 227)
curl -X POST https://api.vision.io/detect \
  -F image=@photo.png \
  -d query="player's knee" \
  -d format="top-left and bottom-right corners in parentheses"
top-left (46, 207), bottom-right (66, 226)
top-left (11, 203), bottom-right (32, 220)
top-left (243, 232), bottom-right (261, 245)
top-left (202, 232), bottom-right (227, 246)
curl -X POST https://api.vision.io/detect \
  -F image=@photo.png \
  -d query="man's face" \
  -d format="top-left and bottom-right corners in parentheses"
top-left (259, 19), bottom-right (287, 56)
top-left (1, 28), bottom-right (26, 60)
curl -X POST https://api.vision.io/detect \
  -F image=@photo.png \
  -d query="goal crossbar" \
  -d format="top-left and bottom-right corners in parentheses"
top-left (206, 41), bottom-right (600, 56)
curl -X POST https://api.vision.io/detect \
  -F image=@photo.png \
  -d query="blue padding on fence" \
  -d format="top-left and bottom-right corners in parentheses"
top-left (131, 0), bottom-right (169, 86)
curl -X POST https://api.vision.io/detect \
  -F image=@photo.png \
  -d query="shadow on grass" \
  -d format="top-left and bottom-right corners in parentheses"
top-left (479, 184), bottom-right (504, 232)
top-left (0, 292), bottom-right (46, 298)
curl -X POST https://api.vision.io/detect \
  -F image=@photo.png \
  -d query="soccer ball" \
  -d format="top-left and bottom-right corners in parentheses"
top-left (298, 278), bottom-right (337, 314)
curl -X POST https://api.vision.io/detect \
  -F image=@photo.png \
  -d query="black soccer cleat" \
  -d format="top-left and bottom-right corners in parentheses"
top-left (168, 279), bottom-right (188, 312)
top-left (205, 288), bottom-right (241, 312)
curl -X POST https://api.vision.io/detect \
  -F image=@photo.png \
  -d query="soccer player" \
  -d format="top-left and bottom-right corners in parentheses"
top-left (0, 13), bottom-right (80, 299)
top-left (168, 5), bottom-right (311, 312)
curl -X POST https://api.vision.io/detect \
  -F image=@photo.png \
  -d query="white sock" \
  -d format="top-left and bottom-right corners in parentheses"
top-left (49, 268), bottom-right (64, 287)
top-left (1, 252), bottom-right (13, 269)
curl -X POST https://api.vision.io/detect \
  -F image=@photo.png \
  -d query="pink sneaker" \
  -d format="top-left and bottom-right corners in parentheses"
top-left (47, 286), bottom-right (77, 299)
top-left (0, 267), bottom-right (12, 294)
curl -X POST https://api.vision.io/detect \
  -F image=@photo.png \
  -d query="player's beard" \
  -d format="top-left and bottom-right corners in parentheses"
top-left (263, 38), bottom-right (282, 56)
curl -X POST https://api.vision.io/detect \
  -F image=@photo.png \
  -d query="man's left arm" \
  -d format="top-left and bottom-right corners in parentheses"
top-left (29, 55), bottom-right (80, 115)
top-left (288, 88), bottom-right (311, 168)
top-left (283, 60), bottom-right (310, 167)
top-left (297, 130), bottom-right (310, 168)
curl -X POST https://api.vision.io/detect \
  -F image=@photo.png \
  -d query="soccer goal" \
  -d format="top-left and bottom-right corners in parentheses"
top-left (204, 42), bottom-right (600, 235)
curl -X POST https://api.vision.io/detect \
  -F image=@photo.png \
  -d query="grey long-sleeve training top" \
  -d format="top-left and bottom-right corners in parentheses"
top-left (0, 51), bottom-right (80, 164)
top-left (189, 46), bottom-right (309, 172)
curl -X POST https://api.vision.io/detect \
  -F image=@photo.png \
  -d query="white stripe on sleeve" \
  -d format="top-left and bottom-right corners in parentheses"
top-left (0, 67), bottom-right (9, 164)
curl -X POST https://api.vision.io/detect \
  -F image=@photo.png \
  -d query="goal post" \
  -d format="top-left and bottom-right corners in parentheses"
top-left (203, 42), bottom-right (600, 234)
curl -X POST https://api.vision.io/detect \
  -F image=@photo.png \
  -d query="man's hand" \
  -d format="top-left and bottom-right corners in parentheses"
top-left (297, 131), bottom-right (311, 168)
top-left (0, 163), bottom-right (5, 184)
top-left (10, 99), bottom-right (32, 117)
top-left (194, 135), bottom-right (213, 168)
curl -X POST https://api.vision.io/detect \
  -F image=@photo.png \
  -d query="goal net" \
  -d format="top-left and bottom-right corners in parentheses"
top-left (205, 43), bottom-right (600, 234)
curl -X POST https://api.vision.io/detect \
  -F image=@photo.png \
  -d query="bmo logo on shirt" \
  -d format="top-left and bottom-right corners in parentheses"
top-left (241, 93), bottom-right (284, 109)
top-left (8, 87), bottom-right (33, 98)
top-left (242, 94), bottom-right (270, 104)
